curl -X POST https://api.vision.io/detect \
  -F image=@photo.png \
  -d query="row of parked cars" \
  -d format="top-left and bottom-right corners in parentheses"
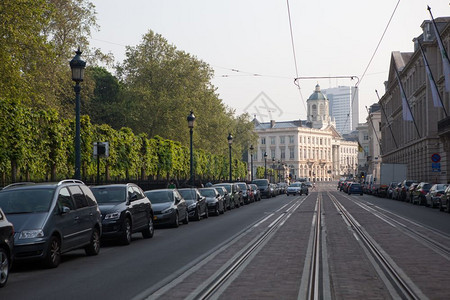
top-left (337, 180), bottom-right (363, 195)
top-left (0, 178), bottom-right (282, 287)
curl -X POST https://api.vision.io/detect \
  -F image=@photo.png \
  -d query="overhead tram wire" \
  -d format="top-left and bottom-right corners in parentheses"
top-left (341, 0), bottom-right (401, 131)
top-left (286, 0), bottom-right (307, 113)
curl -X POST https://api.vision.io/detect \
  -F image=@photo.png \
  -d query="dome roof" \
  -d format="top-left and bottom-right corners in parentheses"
top-left (307, 84), bottom-right (327, 101)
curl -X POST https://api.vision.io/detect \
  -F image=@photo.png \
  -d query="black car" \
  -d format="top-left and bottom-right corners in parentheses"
top-left (214, 186), bottom-right (233, 210)
top-left (178, 188), bottom-right (208, 221)
top-left (199, 188), bottom-right (225, 216)
top-left (0, 208), bottom-right (13, 288)
top-left (144, 189), bottom-right (189, 228)
top-left (90, 184), bottom-right (154, 245)
top-left (249, 184), bottom-right (261, 201)
top-left (252, 179), bottom-right (271, 198)
top-left (236, 182), bottom-right (250, 204)
top-left (0, 180), bottom-right (102, 268)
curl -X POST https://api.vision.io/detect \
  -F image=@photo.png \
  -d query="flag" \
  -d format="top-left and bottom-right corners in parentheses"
top-left (429, 7), bottom-right (450, 92)
top-left (395, 68), bottom-right (413, 121)
top-left (357, 141), bottom-right (363, 153)
top-left (419, 42), bottom-right (443, 108)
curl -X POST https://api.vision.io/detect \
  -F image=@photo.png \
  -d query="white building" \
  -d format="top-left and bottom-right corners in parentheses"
top-left (323, 86), bottom-right (359, 135)
top-left (251, 85), bottom-right (358, 182)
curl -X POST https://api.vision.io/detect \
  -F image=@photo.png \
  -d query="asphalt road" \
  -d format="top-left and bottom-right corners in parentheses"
top-left (1, 194), bottom-right (291, 300)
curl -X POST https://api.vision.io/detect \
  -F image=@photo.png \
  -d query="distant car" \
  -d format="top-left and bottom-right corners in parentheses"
top-left (252, 179), bottom-right (271, 198)
top-left (391, 182), bottom-right (402, 200)
top-left (178, 188), bottom-right (208, 221)
top-left (286, 182), bottom-right (308, 196)
top-left (386, 182), bottom-right (398, 199)
top-left (249, 184), bottom-right (261, 201)
top-left (399, 180), bottom-right (416, 201)
top-left (236, 182), bottom-right (250, 205)
top-left (199, 188), bottom-right (224, 216)
top-left (348, 182), bottom-right (363, 195)
top-left (0, 208), bottom-right (13, 288)
top-left (277, 182), bottom-right (287, 194)
top-left (411, 182), bottom-right (432, 205)
top-left (144, 189), bottom-right (189, 228)
top-left (439, 185), bottom-right (450, 212)
top-left (213, 186), bottom-right (232, 210)
top-left (425, 184), bottom-right (447, 208)
top-left (0, 180), bottom-right (102, 268)
top-left (213, 183), bottom-right (241, 208)
top-left (90, 184), bottom-right (154, 245)
top-left (406, 182), bottom-right (419, 203)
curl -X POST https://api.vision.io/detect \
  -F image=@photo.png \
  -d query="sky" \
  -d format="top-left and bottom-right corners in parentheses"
top-left (89, 0), bottom-right (449, 124)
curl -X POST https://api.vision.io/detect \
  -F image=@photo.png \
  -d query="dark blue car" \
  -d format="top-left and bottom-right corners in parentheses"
top-left (348, 183), bottom-right (363, 195)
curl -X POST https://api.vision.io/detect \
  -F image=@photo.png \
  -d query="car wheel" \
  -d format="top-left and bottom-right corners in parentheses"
top-left (173, 213), bottom-right (179, 228)
top-left (195, 208), bottom-right (201, 221)
top-left (121, 218), bottom-right (132, 245)
top-left (142, 217), bottom-right (154, 238)
top-left (44, 236), bottom-right (61, 268)
top-left (85, 228), bottom-right (101, 255)
top-left (439, 201), bottom-right (444, 211)
top-left (0, 247), bottom-right (10, 288)
top-left (215, 205), bottom-right (220, 216)
top-left (204, 207), bottom-right (209, 218)
top-left (183, 211), bottom-right (189, 224)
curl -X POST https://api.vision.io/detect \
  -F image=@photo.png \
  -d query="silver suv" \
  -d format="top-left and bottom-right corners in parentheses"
top-left (0, 180), bottom-right (102, 268)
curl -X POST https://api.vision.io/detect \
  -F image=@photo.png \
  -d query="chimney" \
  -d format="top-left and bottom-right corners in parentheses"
top-left (270, 120), bottom-right (276, 128)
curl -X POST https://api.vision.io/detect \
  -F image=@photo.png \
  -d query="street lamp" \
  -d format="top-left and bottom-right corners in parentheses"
top-left (250, 145), bottom-right (254, 182)
top-left (227, 133), bottom-right (233, 181)
top-left (264, 152), bottom-right (268, 179)
top-left (187, 111), bottom-right (195, 186)
top-left (70, 48), bottom-right (86, 180)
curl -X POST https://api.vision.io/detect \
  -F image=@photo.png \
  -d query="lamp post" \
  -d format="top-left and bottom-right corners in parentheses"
top-left (264, 152), bottom-right (268, 179)
top-left (187, 111), bottom-right (195, 186)
top-left (227, 133), bottom-right (233, 181)
top-left (250, 145), bottom-right (254, 182)
top-left (70, 48), bottom-right (86, 180)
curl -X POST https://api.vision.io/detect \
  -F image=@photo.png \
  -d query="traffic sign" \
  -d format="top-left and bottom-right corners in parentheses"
top-left (431, 153), bottom-right (441, 163)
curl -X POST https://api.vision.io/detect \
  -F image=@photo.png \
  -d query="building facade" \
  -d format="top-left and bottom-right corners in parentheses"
top-left (251, 85), bottom-right (358, 182)
top-left (379, 17), bottom-right (450, 183)
top-left (323, 86), bottom-right (359, 135)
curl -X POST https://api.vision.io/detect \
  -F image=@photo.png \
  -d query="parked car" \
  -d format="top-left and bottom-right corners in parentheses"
top-left (213, 186), bottom-right (232, 210)
top-left (213, 183), bottom-right (240, 209)
top-left (277, 182), bottom-right (288, 194)
top-left (249, 184), bottom-right (261, 201)
top-left (199, 188), bottom-right (224, 216)
top-left (406, 182), bottom-right (419, 203)
top-left (178, 188), bottom-right (208, 221)
top-left (90, 184), bottom-right (154, 245)
top-left (0, 208), bottom-right (13, 288)
top-left (0, 180), bottom-right (102, 268)
top-left (391, 182), bottom-right (402, 200)
top-left (439, 185), bottom-right (450, 212)
top-left (386, 182), bottom-right (398, 199)
top-left (425, 184), bottom-right (447, 208)
top-left (398, 180), bottom-right (416, 201)
top-left (236, 182), bottom-right (251, 205)
top-left (252, 179), bottom-right (271, 198)
top-left (144, 189), bottom-right (189, 228)
top-left (411, 182), bottom-right (432, 205)
top-left (286, 182), bottom-right (308, 196)
top-left (269, 184), bottom-right (277, 197)
top-left (246, 184), bottom-right (256, 203)
top-left (348, 182), bottom-right (363, 195)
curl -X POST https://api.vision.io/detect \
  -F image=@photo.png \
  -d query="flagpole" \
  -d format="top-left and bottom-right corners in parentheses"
top-left (376, 90), bottom-right (398, 149)
top-left (418, 41), bottom-right (448, 117)
top-left (365, 105), bottom-right (383, 156)
top-left (428, 5), bottom-right (450, 92)
top-left (395, 67), bottom-right (422, 139)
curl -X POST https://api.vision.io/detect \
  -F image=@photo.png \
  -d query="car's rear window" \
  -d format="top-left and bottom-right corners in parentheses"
top-left (91, 187), bottom-right (126, 204)
top-left (145, 190), bottom-right (173, 203)
top-left (0, 188), bottom-right (54, 214)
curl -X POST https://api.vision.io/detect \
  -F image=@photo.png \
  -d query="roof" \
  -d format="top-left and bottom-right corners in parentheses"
top-left (307, 84), bottom-right (328, 101)
top-left (254, 120), bottom-right (311, 130)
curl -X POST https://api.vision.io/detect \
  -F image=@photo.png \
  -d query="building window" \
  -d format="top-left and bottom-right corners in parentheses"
top-left (261, 137), bottom-right (266, 144)
top-left (364, 135), bottom-right (368, 140)
top-left (290, 148), bottom-right (295, 159)
top-left (281, 148), bottom-right (286, 159)
top-left (289, 135), bottom-right (294, 144)
top-left (270, 137), bottom-right (275, 145)
top-left (280, 136), bottom-right (285, 144)
top-left (271, 149), bottom-right (275, 158)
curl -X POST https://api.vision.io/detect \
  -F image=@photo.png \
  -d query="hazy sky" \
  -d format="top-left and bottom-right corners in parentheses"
top-left (90, 0), bottom-right (449, 124)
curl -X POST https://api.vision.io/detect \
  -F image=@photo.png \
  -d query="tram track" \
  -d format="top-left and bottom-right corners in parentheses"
top-left (328, 191), bottom-right (426, 300)
top-left (140, 195), bottom-right (309, 300)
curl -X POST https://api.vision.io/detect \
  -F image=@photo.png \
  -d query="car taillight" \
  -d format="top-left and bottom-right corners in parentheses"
top-left (421, 190), bottom-right (427, 195)
top-left (436, 193), bottom-right (442, 197)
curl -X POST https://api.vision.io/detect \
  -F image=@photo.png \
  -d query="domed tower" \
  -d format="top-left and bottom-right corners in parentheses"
top-left (307, 84), bottom-right (334, 129)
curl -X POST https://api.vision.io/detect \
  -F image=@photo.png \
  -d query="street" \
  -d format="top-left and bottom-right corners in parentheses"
top-left (2, 182), bottom-right (450, 299)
